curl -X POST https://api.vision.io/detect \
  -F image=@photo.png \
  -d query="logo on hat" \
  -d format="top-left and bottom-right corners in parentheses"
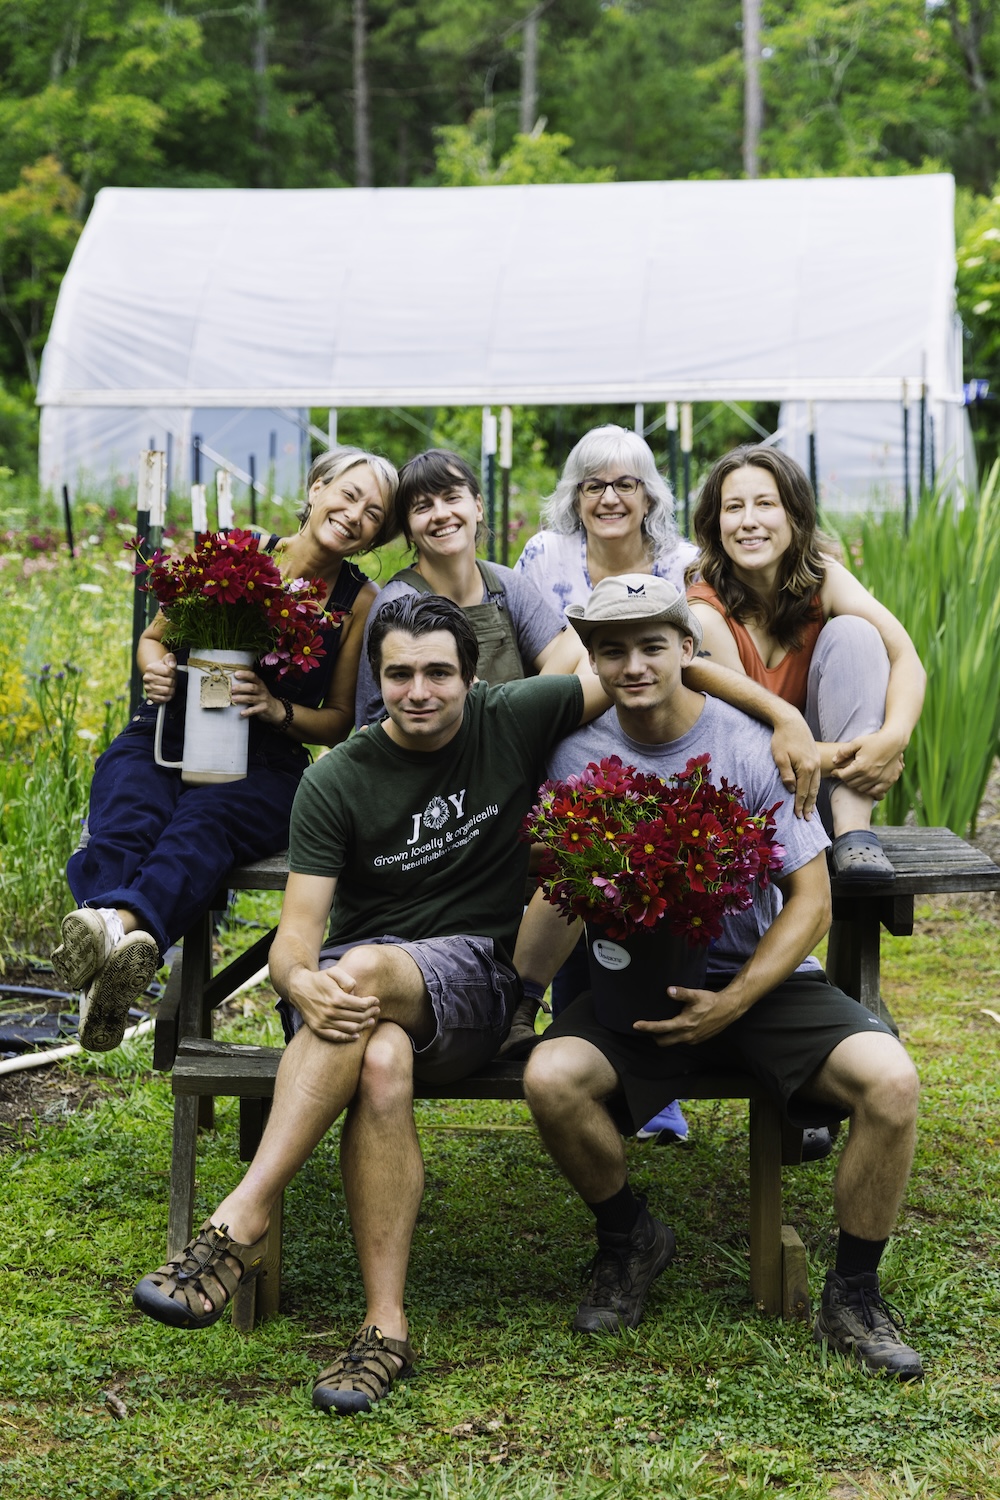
top-left (626, 584), bottom-right (646, 595)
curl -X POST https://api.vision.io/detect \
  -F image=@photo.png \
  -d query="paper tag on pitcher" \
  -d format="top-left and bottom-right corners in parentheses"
top-left (199, 667), bottom-right (234, 709)
top-left (591, 938), bottom-right (631, 972)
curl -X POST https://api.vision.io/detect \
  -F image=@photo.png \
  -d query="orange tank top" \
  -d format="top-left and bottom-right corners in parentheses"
top-left (686, 580), bottom-right (823, 713)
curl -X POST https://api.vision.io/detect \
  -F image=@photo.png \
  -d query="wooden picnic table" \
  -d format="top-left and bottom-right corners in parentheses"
top-left (152, 825), bottom-right (1000, 1331)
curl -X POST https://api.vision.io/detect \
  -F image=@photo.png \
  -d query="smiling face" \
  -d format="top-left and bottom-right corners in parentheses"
top-left (378, 628), bottom-right (471, 751)
top-left (718, 465), bottom-right (793, 585)
top-left (305, 463), bottom-right (388, 557)
top-left (576, 470), bottom-right (649, 546)
top-left (588, 621), bottom-right (694, 720)
top-left (405, 470), bottom-right (483, 562)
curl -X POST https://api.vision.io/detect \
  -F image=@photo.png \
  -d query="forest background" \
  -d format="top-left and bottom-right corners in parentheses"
top-left (7, 1), bottom-right (1000, 483)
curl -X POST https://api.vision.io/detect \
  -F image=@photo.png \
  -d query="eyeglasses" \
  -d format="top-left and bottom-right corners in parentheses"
top-left (578, 475), bottom-right (642, 500)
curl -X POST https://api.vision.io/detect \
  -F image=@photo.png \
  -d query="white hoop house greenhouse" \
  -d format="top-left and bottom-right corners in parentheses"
top-left (37, 174), bottom-right (966, 508)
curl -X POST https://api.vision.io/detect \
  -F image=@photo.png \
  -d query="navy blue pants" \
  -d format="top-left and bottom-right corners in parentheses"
top-left (67, 720), bottom-right (303, 957)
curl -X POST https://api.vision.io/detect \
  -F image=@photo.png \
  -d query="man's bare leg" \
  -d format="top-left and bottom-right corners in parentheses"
top-left (805, 1031), bottom-right (919, 1238)
top-left (199, 944), bottom-right (431, 1313)
top-left (523, 1035), bottom-right (627, 1199)
top-left (339, 1020), bottom-right (423, 1357)
top-left (803, 1029), bottom-right (923, 1378)
top-left (524, 1034), bottom-right (677, 1333)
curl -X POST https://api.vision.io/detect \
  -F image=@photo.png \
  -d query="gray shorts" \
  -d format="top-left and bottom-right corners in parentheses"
top-left (277, 933), bottom-right (519, 1086)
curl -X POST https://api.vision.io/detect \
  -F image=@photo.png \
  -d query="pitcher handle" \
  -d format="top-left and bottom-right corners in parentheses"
top-left (152, 663), bottom-right (187, 769)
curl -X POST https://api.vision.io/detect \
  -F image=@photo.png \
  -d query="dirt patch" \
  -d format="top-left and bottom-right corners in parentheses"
top-left (0, 959), bottom-right (102, 1149)
top-left (0, 1067), bottom-right (103, 1150)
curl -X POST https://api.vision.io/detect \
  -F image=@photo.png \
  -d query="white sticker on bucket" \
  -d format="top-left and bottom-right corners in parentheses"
top-left (591, 938), bottom-right (631, 972)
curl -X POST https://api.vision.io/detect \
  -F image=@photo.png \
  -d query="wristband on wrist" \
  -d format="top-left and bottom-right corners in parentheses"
top-left (278, 697), bottom-right (294, 733)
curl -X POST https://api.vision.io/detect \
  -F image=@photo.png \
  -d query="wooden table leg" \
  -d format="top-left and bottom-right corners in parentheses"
top-left (826, 895), bottom-right (911, 1029)
top-left (232, 1097), bottom-right (283, 1332)
top-left (826, 912), bottom-right (879, 1010)
top-left (178, 914), bottom-right (215, 1130)
top-left (167, 1093), bottom-right (199, 1259)
top-left (748, 1098), bottom-right (782, 1315)
top-left (781, 1226), bottom-right (811, 1321)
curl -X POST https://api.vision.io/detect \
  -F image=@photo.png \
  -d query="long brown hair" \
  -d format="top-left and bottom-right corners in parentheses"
top-left (690, 446), bottom-right (834, 652)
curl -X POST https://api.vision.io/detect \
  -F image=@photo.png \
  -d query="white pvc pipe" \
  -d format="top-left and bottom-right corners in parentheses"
top-left (0, 964), bottom-right (272, 1078)
top-left (0, 1018), bottom-right (156, 1077)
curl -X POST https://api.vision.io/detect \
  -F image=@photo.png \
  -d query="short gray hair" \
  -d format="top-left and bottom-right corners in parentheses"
top-left (541, 424), bottom-right (680, 556)
top-left (298, 447), bottom-right (400, 548)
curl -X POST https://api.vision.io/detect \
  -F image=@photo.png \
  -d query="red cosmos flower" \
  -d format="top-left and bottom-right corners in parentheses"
top-left (128, 528), bottom-right (337, 679)
top-left (521, 754), bottom-right (782, 944)
top-left (291, 633), bottom-right (326, 672)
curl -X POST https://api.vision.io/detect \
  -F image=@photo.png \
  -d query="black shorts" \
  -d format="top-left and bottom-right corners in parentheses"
top-left (542, 970), bottom-right (895, 1133)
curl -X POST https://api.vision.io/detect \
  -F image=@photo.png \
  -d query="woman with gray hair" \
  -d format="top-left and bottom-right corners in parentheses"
top-left (514, 424), bottom-right (696, 612)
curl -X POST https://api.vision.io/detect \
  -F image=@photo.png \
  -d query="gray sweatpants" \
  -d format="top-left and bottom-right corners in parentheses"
top-left (804, 615), bottom-right (890, 832)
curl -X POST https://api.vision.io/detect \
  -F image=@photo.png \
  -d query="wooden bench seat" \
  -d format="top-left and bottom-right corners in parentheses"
top-left (155, 825), bottom-right (1000, 1334)
top-left (170, 1037), bottom-right (808, 1331)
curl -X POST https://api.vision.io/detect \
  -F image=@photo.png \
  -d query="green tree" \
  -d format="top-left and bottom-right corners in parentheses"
top-left (544, 1), bottom-right (743, 182)
top-left (434, 109), bottom-right (613, 185)
top-left (0, 155), bottom-right (82, 386)
top-left (756, 1), bottom-right (961, 178)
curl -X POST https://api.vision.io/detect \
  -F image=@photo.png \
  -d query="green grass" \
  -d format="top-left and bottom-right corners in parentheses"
top-left (4, 488), bottom-right (1000, 1496)
top-left (2, 896), bottom-right (999, 1499)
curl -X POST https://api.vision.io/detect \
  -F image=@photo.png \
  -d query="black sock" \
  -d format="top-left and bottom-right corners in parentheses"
top-left (835, 1229), bottom-right (887, 1280)
top-left (521, 978), bottom-right (545, 1007)
top-left (587, 1181), bottom-right (641, 1239)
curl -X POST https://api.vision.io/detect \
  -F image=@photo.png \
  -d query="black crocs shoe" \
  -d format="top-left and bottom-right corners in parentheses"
top-left (573, 1200), bottom-right (676, 1334)
top-left (813, 1270), bottom-right (924, 1380)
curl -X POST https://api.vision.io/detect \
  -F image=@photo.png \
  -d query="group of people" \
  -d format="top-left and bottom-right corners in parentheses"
top-left (53, 425), bottom-right (928, 1411)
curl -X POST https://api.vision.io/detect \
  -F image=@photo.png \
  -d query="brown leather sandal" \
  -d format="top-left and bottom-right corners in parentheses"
top-left (132, 1220), bottom-right (269, 1329)
top-left (312, 1325), bottom-right (417, 1414)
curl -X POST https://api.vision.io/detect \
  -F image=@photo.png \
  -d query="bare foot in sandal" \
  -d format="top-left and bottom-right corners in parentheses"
top-left (312, 1326), bottom-right (416, 1414)
top-left (132, 1220), bottom-right (269, 1329)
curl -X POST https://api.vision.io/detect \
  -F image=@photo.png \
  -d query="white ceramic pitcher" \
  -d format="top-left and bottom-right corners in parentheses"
top-left (153, 647), bottom-right (253, 785)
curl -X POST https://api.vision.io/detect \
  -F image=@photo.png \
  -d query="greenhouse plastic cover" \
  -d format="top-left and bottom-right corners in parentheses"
top-left (37, 175), bottom-right (964, 502)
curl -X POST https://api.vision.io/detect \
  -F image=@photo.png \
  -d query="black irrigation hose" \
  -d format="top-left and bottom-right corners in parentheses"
top-left (0, 984), bottom-right (79, 1004)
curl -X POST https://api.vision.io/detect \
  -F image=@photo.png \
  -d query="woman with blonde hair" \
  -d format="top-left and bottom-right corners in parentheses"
top-left (53, 447), bottom-right (399, 1051)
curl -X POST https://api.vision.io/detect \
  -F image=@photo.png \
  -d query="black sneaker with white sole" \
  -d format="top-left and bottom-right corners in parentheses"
top-left (813, 1270), bottom-right (924, 1380)
top-left (78, 930), bottom-right (159, 1052)
top-left (573, 1200), bottom-right (676, 1334)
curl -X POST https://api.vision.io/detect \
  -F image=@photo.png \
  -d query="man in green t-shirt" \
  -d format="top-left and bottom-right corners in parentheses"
top-left (133, 593), bottom-right (592, 1412)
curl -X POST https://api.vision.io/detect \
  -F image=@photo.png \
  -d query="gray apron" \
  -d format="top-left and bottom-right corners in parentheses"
top-left (393, 562), bottom-right (526, 684)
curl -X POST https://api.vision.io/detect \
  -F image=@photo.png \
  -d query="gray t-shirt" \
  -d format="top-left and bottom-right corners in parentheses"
top-left (354, 562), bottom-right (566, 727)
top-left (547, 696), bottom-right (830, 979)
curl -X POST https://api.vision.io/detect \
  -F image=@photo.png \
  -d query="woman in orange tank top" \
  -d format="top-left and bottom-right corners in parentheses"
top-left (688, 447), bottom-right (925, 882)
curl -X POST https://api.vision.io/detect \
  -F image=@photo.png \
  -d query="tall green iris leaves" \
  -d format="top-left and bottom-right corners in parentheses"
top-left (835, 467), bottom-right (1000, 836)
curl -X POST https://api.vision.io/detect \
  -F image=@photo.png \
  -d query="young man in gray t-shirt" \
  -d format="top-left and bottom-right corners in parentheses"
top-left (518, 575), bottom-right (924, 1380)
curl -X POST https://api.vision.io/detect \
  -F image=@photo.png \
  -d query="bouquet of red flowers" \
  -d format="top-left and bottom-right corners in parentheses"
top-left (523, 753), bottom-right (784, 944)
top-left (129, 529), bottom-right (341, 678)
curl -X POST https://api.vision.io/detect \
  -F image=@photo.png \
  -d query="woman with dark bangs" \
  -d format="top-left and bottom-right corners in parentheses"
top-left (354, 448), bottom-right (591, 728)
top-left (689, 446), bottom-right (925, 882)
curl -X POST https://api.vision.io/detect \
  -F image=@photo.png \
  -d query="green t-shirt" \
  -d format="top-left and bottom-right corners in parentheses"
top-left (289, 675), bottom-right (584, 962)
